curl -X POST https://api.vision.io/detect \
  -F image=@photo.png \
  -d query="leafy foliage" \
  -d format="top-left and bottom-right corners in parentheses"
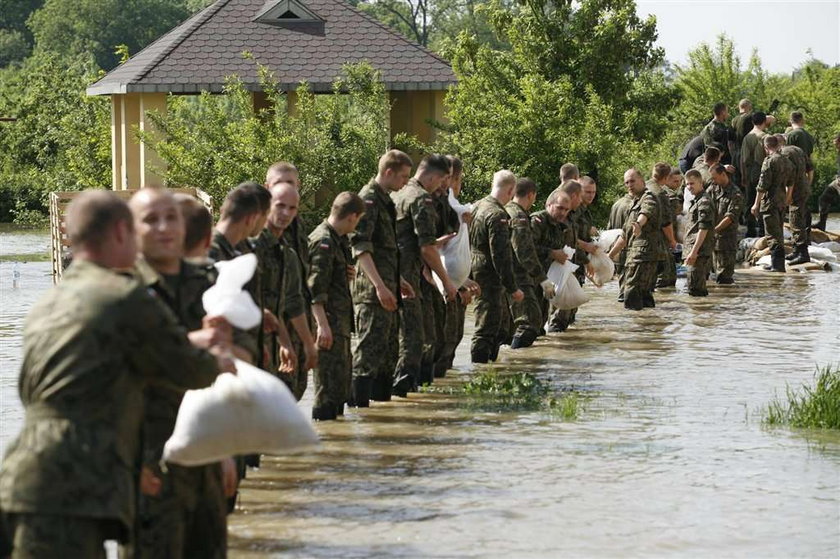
top-left (142, 61), bottom-right (391, 223)
top-left (27, 0), bottom-right (193, 70)
top-left (438, 0), bottom-right (665, 222)
top-left (0, 52), bottom-right (110, 222)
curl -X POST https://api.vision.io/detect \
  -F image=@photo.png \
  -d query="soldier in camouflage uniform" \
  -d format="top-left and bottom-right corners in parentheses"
top-left (128, 188), bottom-right (233, 558)
top-left (349, 150), bottom-right (413, 405)
top-left (265, 162), bottom-right (317, 402)
top-left (438, 156), bottom-right (477, 373)
top-left (741, 112), bottom-right (773, 237)
top-left (549, 180), bottom-right (583, 332)
top-left (731, 99), bottom-right (754, 185)
top-left (777, 134), bottom-right (812, 265)
top-left (469, 170), bottom-right (524, 363)
top-left (707, 165), bottom-right (744, 284)
top-left (786, 112), bottom-right (815, 173)
top-left (308, 193), bottom-right (365, 420)
top-left (431, 165), bottom-right (467, 377)
top-left (608, 174), bottom-right (662, 310)
top-left (692, 146), bottom-right (723, 188)
top-left (0, 191), bottom-right (223, 557)
top-left (682, 170), bottom-right (716, 296)
top-left (701, 102), bottom-right (734, 164)
top-left (506, 178), bottom-right (555, 349)
top-left (751, 135), bottom-right (794, 272)
top-left (392, 155), bottom-right (457, 393)
top-left (814, 133), bottom-right (840, 233)
top-left (608, 177), bottom-right (637, 299)
top-left (645, 163), bottom-right (678, 289)
top-left (531, 190), bottom-right (573, 331)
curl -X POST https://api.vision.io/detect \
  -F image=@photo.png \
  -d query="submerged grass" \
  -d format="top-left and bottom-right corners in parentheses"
top-left (425, 371), bottom-right (588, 420)
top-left (763, 365), bottom-right (840, 430)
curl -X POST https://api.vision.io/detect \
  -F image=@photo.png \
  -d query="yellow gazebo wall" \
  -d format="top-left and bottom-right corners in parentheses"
top-left (109, 89), bottom-right (447, 191)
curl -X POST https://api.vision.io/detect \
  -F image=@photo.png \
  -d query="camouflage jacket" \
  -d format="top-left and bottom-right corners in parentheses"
top-left (349, 178), bottom-right (400, 304)
top-left (624, 190), bottom-right (662, 263)
top-left (780, 145), bottom-right (810, 203)
top-left (707, 181), bottom-right (744, 250)
top-left (569, 205), bottom-right (594, 266)
top-left (469, 195), bottom-right (517, 293)
top-left (644, 179), bottom-right (672, 260)
top-left (308, 221), bottom-right (354, 337)
top-left (685, 192), bottom-right (715, 258)
top-left (701, 119), bottom-right (732, 161)
top-left (392, 178), bottom-right (438, 289)
top-left (531, 209), bottom-right (570, 272)
top-left (741, 130), bottom-right (767, 186)
top-left (0, 261), bottom-right (218, 536)
top-left (505, 201), bottom-right (547, 287)
top-left (757, 152), bottom-right (794, 211)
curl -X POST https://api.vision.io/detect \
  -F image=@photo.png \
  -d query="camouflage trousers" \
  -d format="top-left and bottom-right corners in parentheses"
top-left (623, 260), bottom-right (658, 311)
top-left (789, 199), bottom-right (812, 250)
top-left (657, 250), bottom-right (677, 288)
top-left (818, 178), bottom-right (840, 215)
top-left (396, 279), bottom-right (426, 388)
top-left (687, 255), bottom-right (712, 295)
top-left (130, 463), bottom-right (226, 559)
top-left (279, 313), bottom-right (312, 402)
top-left (509, 284), bottom-right (542, 338)
top-left (353, 302), bottom-right (398, 388)
top-left (421, 278), bottom-right (444, 381)
top-left (713, 246), bottom-right (737, 283)
top-left (3, 514), bottom-right (122, 559)
top-left (436, 295), bottom-right (466, 375)
top-left (471, 284), bottom-right (505, 362)
top-left (761, 206), bottom-right (784, 252)
top-left (314, 334), bottom-right (351, 410)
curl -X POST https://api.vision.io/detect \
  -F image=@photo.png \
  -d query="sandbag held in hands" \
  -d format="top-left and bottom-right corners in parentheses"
top-left (163, 359), bottom-right (320, 466)
top-left (202, 253), bottom-right (262, 329)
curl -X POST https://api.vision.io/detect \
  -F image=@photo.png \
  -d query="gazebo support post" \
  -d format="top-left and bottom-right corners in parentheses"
top-left (110, 92), bottom-right (168, 190)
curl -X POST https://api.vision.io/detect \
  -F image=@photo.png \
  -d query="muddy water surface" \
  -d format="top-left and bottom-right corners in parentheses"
top-left (1, 222), bottom-right (839, 557)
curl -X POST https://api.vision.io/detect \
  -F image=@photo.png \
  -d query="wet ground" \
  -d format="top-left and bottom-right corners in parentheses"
top-left (1, 221), bottom-right (839, 557)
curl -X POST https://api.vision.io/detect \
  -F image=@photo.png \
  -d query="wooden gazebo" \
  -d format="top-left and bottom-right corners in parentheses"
top-left (86, 0), bottom-right (457, 191)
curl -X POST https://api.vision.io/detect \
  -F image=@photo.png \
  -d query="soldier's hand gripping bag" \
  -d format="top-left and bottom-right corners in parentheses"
top-left (434, 221), bottom-right (471, 292)
top-left (587, 249), bottom-right (615, 287)
top-left (597, 229), bottom-right (624, 259)
top-left (547, 260), bottom-right (590, 310)
top-left (163, 359), bottom-right (320, 466)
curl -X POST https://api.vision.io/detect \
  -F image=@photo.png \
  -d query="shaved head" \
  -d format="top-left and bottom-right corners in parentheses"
top-left (267, 182), bottom-right (300, 233)
top-left (130, 187), bottom-right (184, 270)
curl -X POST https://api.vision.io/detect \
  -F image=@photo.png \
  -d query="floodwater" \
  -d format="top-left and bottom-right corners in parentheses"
top-left (1, 221), bottom-right (840, 557)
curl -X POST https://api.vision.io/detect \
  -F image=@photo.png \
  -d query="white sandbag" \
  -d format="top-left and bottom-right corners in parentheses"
top-left (163, 359), bottom-right (320, 466)
top-left (817, 241), bottom-right (840, 253)
top-left (547, 259), bottom-right (590, 310)
top-left (683, 189), bottom-right (695, 215)
top-left (597, 229), bottom-right (623, 255)
top-left (808, 246), bottom-right (838, 262)
top-left (587, 249), bottom-right (615, 286)
top-left (448, 190), bottom-right (473, 217)
top-left (755, 254), bottom-right (772, 267)
top-left (202, 253), bottom-right (262, 329)
top-left (434, 220), bottom-right (471, 291)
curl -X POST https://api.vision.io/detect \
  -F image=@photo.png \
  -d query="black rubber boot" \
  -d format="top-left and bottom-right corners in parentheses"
top-left (419, 362), bottom-right (434, 386)
top-left (336, 403), bottom-right (345, 417)
top-left (788, 245), bottom-right (811, 266)
top-left (392, 368), bottom-right (414, 397)
top-left (814, 214), bottom-right (828, 232)
top-left (244, 454), bottom-right (261, 469)
top-left (349, 376), bottom-right (371, 408)
top-left (312, 405), bottom-right (337, 421)
top-left (433, 363), bottom-right (447, 378)
top-left (370, 375), bottom-right (392, 402)
top-left (763, 247), bottom-right (786, 272)
top-left (642, 293), bottom-right (656, 308)
top-left (471, 348), bottom-right (490, 364)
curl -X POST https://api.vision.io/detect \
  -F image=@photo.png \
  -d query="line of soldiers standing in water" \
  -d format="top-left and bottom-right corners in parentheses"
top-left (2, 100), bottom-right (838, 557)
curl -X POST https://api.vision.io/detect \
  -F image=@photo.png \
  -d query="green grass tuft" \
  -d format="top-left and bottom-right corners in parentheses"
top-left (426, 371), bottom-right (588, 419)
top-left (763, 365), bottom-right (840, 430)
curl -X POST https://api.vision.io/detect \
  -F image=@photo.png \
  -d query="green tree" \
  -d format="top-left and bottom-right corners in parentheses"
top-left (437, 0), bottom-right (666, 222)
top-left (28, 0), bottom-right (192, 70)
top-left (0, 52), bottom-right (110, 222)
top-left (671, 34), bottom-right (774, 137)
top-left (142, 61), bottom-right (391, 223)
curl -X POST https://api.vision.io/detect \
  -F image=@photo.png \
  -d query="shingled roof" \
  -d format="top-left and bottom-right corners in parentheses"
top-left (87, 0), bottom-right (456, 96)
